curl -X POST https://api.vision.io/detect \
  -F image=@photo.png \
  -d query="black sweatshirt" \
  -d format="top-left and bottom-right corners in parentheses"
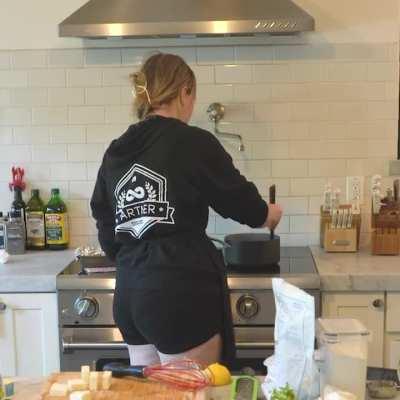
top-left (90, 115), bottom-right (268, 288)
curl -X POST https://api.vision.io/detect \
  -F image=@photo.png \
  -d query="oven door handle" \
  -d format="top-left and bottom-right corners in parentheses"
top-left (236, 342), bottom-right (275, 349)
top-left (62, 340), bottom-right (127, 351)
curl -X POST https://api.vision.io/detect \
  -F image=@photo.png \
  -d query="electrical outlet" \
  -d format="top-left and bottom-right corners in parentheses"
top-left (346, 176), bottom-right (364, 204)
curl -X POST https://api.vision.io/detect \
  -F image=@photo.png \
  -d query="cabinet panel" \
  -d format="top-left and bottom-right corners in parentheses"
top-left (322, 292), bottom-right (385, 367)
top-left (0, 293), bottom-right (59, 377)
top-left (386, 293), bottom-right (400, 332)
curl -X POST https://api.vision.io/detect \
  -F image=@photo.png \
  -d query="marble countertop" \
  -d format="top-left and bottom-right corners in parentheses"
top-left (0, 249), bottom-right (75, 293)
top-left (311, 246), bottom-right (400, 291)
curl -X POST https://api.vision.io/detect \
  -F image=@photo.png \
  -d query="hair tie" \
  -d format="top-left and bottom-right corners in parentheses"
top-left (132, 81), bottom-right (152, 105)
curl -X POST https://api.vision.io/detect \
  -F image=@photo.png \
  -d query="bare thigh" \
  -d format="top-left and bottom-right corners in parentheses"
top-left (157, 333), bottom-right (222, 367)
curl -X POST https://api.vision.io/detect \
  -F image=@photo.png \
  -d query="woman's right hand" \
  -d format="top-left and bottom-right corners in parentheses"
top-left (264, 204), bottom-right (283, 231)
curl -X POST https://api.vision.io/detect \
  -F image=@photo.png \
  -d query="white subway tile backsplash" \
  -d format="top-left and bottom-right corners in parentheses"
top-left (254, 103), bottom-right (291, 122)
top-left (0, 107), bottom-right (31, 125)
top-left (290, 215), bottom-right (319, 233)
top-left (0, 142), bottom-right (29, 162)
top-left (233, 84), bottom-right (271, 102)
top-left (51, 126), bottom-right (86, 144)
top-left (14, 126), bottom-right (50, 144)
top-left (290, 178), bottom-right (325, 196)
top-left (86, 87), bottom-right (121, 105)
top-left (86, 49), bottom-right (122, 66)
top-left (69, 181), bottom-right (95, 200)
top-left (67, 199), bottom-right (89, 217)
top-left (86, 124), bottom-right (125, 144)
top-left (67, 69), bottom-right (102, 87)
top-left (32, 144), bottom-right (67, 162)
top-left (0, 45), bottom-right (397, 246)
top-left (252, 141), bottom-right (289, 159)
top-left (197, 47), bottom-right (234, 65)
top-left (48, 88), bottom-right (84, 106)
top-left (0, 89), bottom-right (11, 106)
top-left (86, 162), bottom-right (101, 180)
top-left (291, 63), bottom-right (326, 82)
top-left (0, 71), bottom-right (28, 87)
top-left (102, 67), bottom-right (133, 86)
top-left (0, 52), bottom-right (11, 69)
top-left (29, 70), bottom-right (66, 87)
top-left (367, 101), bottom-right (398, 120)
top-left (12, 88), bottom-right (48, 106)
top-left (234, 46), bottom-right (274, 64)
top-left (0, 127), bottom-right (13, 145)
top-left (196, 84), bottom-right (233, 103)
top-left (13, 50), bottom-right (47, 69)
top-left (326, 63), bottom-right (368, 82)
top-left (215, 65), bottom-right (252, 84)
top-left (50, 162), bottom-right (87, 180)
top-left (122, 48), bottom-right (157, 65)
top-left (32, 107), bottom-right (68, 125)
top-left (48, 49), bottom-right (84, 67)
top-left (105, 105), bottom-right (134, 124)
top-left (367, 63), bottom-right (397, 81)
top-left (278, 197), bottom-right (308, 215)
top-left (69, 106), bottom-right (105, 125)
top-left (253, 64), bottom-right (291, 83)
top-left (68, 144), bottom-right (104, 162)
top-left (272, 160), bottom-right (308, 178)
top-left (309, 159), bottom-right (347, 177)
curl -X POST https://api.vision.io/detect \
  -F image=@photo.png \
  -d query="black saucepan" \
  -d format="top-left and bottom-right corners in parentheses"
top-left (211, 185), bottom-right (280, 267)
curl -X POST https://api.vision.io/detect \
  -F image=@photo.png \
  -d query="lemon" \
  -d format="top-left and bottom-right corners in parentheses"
top-left (204, 363), bottom-right (231, 386)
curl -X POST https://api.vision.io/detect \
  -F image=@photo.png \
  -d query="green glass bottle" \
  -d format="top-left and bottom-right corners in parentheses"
top-left (26, 189), bottom-right (45, 250)
top-left (45, 188), bottom-right (69, 250)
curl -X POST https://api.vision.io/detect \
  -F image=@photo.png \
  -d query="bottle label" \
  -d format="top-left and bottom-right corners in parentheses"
top-left (26, 211), bottom-right (45, 247)
top-left (45, 213), bottom-right (69, 245)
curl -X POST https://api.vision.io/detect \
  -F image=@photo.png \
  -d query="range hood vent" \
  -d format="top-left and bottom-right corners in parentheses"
top-left (59, 0), bottom-right (315, 39)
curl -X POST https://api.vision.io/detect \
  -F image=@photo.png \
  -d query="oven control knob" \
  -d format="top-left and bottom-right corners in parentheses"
top-left (237, 295), bottom-right (259, 319)
top-left (74, 297), bottom-right (99, 319)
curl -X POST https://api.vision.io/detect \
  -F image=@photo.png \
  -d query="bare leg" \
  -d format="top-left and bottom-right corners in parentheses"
top-left (128, 344), bottom-right (161, 366)
top-left (157, 334), bottom-right (222, 367)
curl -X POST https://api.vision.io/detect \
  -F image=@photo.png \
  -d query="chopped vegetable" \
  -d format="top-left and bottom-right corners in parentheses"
top-left (271, 384), bottom-right (296, 400)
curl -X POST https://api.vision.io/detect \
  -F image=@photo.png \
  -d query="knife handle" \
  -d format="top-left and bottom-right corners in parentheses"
top-left (103, 362), bottom-right (145, 378)
top-left (269, 185), bottom-right (276, 205)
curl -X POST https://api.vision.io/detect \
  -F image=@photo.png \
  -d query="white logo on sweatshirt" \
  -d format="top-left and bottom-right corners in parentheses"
top-left (114, 164), bottom-right (175, 238)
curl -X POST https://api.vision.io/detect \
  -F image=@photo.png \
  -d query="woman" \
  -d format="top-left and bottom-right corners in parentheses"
top-left (90, 53), bottom-right (283, 368)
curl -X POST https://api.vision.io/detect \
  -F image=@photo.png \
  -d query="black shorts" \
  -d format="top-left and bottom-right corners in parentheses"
top-left (113, 285), bottom-right (224, 354)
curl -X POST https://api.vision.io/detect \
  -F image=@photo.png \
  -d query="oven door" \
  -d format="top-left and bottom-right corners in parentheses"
top-left (232, 326), bottom-right (274, 374)
top-left (60, 327), bottom-right (129, 371)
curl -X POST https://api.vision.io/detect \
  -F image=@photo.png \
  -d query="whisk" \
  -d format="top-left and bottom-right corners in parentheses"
top-left (104, 359), bottom-right (210, 391)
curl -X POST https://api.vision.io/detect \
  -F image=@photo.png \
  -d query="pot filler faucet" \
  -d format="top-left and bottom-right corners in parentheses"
top-left (206, 102), bottom-right (245, 152)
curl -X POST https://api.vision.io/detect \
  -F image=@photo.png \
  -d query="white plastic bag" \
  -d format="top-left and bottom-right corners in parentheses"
top-left (262, 278), bottom-right (319, 400)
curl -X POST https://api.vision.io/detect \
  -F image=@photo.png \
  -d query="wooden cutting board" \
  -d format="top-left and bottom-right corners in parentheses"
top-left (40, 372), bottom-right (209, 400)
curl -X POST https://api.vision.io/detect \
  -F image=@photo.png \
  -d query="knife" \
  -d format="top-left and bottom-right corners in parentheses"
top-left (269, 185), bottom-right (276, 239)
top-left (394, 179), bottom-right (399, 203)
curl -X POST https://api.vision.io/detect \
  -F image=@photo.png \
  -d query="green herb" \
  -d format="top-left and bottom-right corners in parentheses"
top-left (271, 384), bottom-right (296, 400)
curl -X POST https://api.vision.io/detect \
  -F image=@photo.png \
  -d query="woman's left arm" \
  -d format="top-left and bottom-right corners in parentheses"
top-left (90, 161), bottom-right (121, 261)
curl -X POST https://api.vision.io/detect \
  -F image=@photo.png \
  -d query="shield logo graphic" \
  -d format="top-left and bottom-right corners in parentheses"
top-left (114, 164), bottom-right (175, 238)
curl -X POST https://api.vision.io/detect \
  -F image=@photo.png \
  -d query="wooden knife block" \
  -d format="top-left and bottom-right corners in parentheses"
top-left (320, 206), bottom-right (361, 253)
top-left (371, 202), bottom-right (400, 255)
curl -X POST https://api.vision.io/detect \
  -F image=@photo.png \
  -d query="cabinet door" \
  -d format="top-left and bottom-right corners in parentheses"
top-left (322, 292), bottom-right (385, 367)
top-left (0, 293), bottom-right (60, 377)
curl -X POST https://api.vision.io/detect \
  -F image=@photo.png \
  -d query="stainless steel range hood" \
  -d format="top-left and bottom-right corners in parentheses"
top-left (59, 0), bottom-right (315, 39)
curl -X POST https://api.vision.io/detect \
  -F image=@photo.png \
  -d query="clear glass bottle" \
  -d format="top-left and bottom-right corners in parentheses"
top-left (26, 189), bottom-right (45, 250)
top-left (45, 188), bottom-right (69, 250)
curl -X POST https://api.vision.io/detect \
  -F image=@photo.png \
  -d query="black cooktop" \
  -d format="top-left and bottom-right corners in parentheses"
top-left (226, 246), bottom-right (317, 275)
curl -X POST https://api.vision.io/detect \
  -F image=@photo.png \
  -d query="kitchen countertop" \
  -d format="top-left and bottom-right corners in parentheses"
top-left (11, 376), bottom-right (262, 400)
top-left (2, 246), bottom-right (400, 294)
top-left (311, 246), bottom-right (400, 291)
top-left (0, 249), bottom-right (75, 293)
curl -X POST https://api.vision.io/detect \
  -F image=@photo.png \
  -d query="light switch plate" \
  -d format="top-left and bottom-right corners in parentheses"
top-left (346, 176), bottom-right (364, 204)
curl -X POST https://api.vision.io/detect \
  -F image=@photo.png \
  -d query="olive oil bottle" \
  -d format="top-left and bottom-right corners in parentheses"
top-left (26, 189), bottom-right (45, 250)
top-left (45, 188), bottom-right (69, 250)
